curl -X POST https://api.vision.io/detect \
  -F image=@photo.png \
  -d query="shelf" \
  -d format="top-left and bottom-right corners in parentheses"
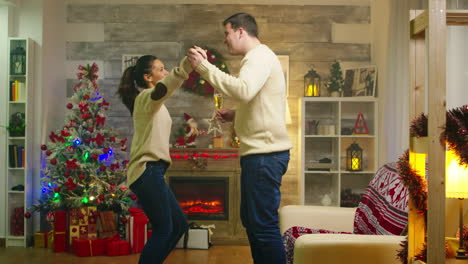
top-left (341, 135), bottom-right (375, 138)
top-left (305, 135), bottom-right (339, 138)
top-left (340, 171), bottom-right (374, 174)
top-left (8, 191), bottom-right (25, 194)
top-left (9, 101), bottom-right (26, 104)
top-left (8, 137), bottom-right (25, 140)
top-left (7, 235), bottom-right (25, 240)
top-left (305, 171), bottom-right (340, 174)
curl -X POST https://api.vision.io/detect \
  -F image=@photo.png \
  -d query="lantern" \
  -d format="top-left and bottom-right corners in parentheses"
top-left (346, 142), bottom-right (363, 171)
top-left (304, 69), bottom-right (321, 97)
top-left (10, 44), bottom-right (26, 75)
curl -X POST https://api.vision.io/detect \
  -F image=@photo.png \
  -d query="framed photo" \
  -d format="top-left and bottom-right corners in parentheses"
top-left (342, 66), bottom-right (377, 97)
top-left (277, 55), bottom-right (290, 97)
top-left (122, 54), bottom-right (142, 73)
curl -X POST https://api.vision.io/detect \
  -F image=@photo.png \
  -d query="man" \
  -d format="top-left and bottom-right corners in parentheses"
top-left (187, 13), bottom-right (292, 264)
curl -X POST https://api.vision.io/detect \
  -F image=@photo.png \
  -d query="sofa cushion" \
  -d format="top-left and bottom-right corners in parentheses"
top-left (283, 226), bottom-right (352, 264)
top-left (353, 162), bottom-right (409, 235)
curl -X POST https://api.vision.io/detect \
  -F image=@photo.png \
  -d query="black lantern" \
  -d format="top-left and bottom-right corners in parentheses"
top-left (346, 142), bottom-right (363, 171)
top-left (10, 44), bottom-right (26, 75)
top-left (304, 69), bottom-right (321, 97)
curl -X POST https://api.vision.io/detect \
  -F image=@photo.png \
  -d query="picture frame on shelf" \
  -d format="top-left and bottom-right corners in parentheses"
top-left (342, 66), bottom-right (377, 97)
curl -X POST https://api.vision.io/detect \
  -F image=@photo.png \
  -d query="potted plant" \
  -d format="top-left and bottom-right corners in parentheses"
top-left (326, 61), bottom-right (344, 97)
top-left (8, 112), bottom-right (26, 137)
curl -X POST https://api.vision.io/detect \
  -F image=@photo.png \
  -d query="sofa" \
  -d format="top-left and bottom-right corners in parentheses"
top-left (280, 163), bottom-right (409, 264)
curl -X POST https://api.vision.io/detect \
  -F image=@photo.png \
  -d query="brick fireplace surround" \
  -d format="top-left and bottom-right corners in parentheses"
top-left (166, 148), bottom-right (248, 245)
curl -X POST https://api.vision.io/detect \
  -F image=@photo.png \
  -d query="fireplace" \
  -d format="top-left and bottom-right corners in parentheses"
top-left (169, 177), bottom-right (229, 221)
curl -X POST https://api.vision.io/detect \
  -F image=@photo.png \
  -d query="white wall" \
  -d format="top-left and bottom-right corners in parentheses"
top-left (447, 26), bottom-right (468, 109)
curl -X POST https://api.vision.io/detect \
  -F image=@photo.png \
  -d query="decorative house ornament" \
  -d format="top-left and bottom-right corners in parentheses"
top-left (304, 68), bottom-right (321, 97)
top-left (346, 142), bottom-right (363, 171)
top-left (10, 44), bottom-right (26, 75)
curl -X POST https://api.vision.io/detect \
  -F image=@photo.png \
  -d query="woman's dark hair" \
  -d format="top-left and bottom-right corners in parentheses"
top-left (117, 55), bottom-right (157, 114)
top-left (223, 13), bottom-right (258, 38)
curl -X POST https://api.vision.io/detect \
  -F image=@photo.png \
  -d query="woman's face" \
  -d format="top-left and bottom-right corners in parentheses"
top-left (145, 59), bottom-right (169, 88)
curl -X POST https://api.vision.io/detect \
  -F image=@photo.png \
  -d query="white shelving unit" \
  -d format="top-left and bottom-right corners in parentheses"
top-left (5, 38), bottom-right (34, 247)
top-left (300, 97), bottom-right (378, 207)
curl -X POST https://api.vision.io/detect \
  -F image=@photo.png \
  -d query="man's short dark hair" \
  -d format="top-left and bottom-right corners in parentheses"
top-left (223, 13), bottom-right (258, 38)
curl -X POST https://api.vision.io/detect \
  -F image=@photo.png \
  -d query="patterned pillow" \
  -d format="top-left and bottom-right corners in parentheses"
top-left (353, 162), bottom-right (409, 235)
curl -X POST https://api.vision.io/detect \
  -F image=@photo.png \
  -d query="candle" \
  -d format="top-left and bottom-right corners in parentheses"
top-left (352, 158), bottom-right (360, 170)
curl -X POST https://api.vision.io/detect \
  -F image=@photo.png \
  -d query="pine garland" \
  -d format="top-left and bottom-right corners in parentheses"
top-left (181, 47), bottom-right (229, 97)
top-left (443, 105), bottom-right (468, 166)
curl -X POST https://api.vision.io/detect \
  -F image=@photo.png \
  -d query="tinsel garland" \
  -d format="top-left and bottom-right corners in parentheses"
top-left (181, 47), bottom-right (229, 97)
top-left (410, 113), bottom-right (428, 138)
top-left (397, 150), bottom-right (428, 216)
top-left (442, 105), bottom-right (468, 166)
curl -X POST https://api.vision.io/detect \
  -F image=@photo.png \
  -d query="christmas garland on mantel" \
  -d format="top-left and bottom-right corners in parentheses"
top-left (181, 47), bottom-right (230, 97)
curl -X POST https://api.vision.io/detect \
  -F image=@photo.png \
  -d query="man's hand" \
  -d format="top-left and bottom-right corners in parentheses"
top-left (187, 46), bottom-right (207, 70)
top-left (216, 109), bottom-right (235, 123)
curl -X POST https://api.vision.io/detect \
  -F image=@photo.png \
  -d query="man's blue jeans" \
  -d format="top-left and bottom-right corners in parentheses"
top-left (240, 150), bottom-right (290, 264)
top-left (130, 161), bottom-right (188, 264)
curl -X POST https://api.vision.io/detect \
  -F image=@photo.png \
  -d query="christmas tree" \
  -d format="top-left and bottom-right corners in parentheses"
top-left (31, 63), bottom-right (133, 219)
top-left (326, 61), bottom-right (344, 95)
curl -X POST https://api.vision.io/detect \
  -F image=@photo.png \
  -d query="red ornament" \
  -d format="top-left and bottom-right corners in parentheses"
top-left (88, 127), bottom-right (94, 133)
top-left (79, 174), bottom-right (86, 180)
top-left (54, 187), bottom-right (61, 193)
top-left (61, 130), bottom-right (71, 137)
top-left (50, 158), bottom-right (57, 165)
top-left (103, 148), bottom-right (109, 154)
top-left (85, 138), bottom-right (91, 143)
top-left (120, 186), bottom-right (127, 191)
top-left (66, 103), bottom-right (73, 109)
top-left (120, 218), bottom-right (128, 224)
top-left (91, 154), bottom-right (98, 160)
top-left (100, 165), bottom-right (106, 171)
top-left (83, 95), bottom-right (90, 100)
top-left (131, 194), bottom-right (137, 200)
top-left (99, 194), bottom-right (105, 200)
top-left (41, 144), bottom-right (47, 151)
top-left (64, 171), bottom-right (70, 177)
top-left (46, 150), bottom-right (52, 156)
top-left (110, 137), bottom-right (116, 142)
top-left (24, 212), bottom-right (31, 219)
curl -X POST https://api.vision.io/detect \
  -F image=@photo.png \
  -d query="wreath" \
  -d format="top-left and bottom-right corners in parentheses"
top-left (181, 47), bottom-right (229, 97)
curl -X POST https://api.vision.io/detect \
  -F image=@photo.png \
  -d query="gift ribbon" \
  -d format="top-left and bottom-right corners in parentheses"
top-left (88, 240), bottom-right (93, 256)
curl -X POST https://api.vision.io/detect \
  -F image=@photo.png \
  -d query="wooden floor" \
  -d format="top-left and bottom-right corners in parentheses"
top-left (0, 246), bottom-right (252, 264)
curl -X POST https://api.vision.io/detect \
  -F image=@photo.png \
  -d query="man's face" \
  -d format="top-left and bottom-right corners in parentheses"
top-left (224, 23), bottom-right (241, 55)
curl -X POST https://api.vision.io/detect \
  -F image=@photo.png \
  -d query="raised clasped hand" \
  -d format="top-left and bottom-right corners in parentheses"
top-left (187, 45), bottom-right (207, 69)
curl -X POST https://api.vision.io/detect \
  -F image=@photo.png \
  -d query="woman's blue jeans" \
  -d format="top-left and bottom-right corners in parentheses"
top-left (130, 160), bottom-right (188, 264)
top-left (240, 150), bottom-right (290, 264)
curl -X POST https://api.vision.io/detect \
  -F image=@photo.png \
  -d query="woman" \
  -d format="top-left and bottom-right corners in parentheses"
top-left (117, 55), bottom-right (192, 263)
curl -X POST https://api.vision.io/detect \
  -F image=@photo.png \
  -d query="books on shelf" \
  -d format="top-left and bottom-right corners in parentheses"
top-left (8, 144), bottom-right (25, 168)
top-left (9, 80), bottom-right (26, 102)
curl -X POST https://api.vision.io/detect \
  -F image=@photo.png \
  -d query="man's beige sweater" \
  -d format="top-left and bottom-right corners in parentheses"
top-left (196, 44), bottom-right (292, 156)
top-left (127, 58), bottom-right (191, 185)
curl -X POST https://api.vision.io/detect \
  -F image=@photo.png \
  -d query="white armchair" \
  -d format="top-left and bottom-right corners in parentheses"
top-left (280, 163), bottom-right (408, 264)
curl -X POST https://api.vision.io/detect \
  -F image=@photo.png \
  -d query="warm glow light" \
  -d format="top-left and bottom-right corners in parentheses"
top-left (352, 158), bottom-right (360, 170)
top-left (446, 149), bottom-right (468, 199)
top-left (179, 200), bottom-right (224, 215)
top-left (409, 151), bottom-right (427, 178)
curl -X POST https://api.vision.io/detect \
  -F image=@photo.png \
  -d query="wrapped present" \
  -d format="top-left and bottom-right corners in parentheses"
top-left (34, 231), bottom-right (52, 248)
top-left (176, 223), bottom-right (211, 250)
top-left (53, 211), bottom-right (67, 252)
top-left (68, 207), bottom-right (97, 244)
top-left (97, 211), bottom-right (117, 239)
top-left (72, 238), bottom-right (105, 257)
top-left (105, 236), bottom-right (131, 256)
top-left (126, 207), bottom-right (149, 253)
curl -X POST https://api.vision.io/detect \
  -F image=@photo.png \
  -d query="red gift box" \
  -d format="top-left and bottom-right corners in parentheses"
top-left (68, 207), bottom-right (97, 244)
top-left (126, 207), bottom-right (149, 253)
top-left (72, 238), bottom-right (105, 257)
top-left (53, 211), bottom-right (67, 252)
top-left (106, 238), bottom-right (131, 256)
